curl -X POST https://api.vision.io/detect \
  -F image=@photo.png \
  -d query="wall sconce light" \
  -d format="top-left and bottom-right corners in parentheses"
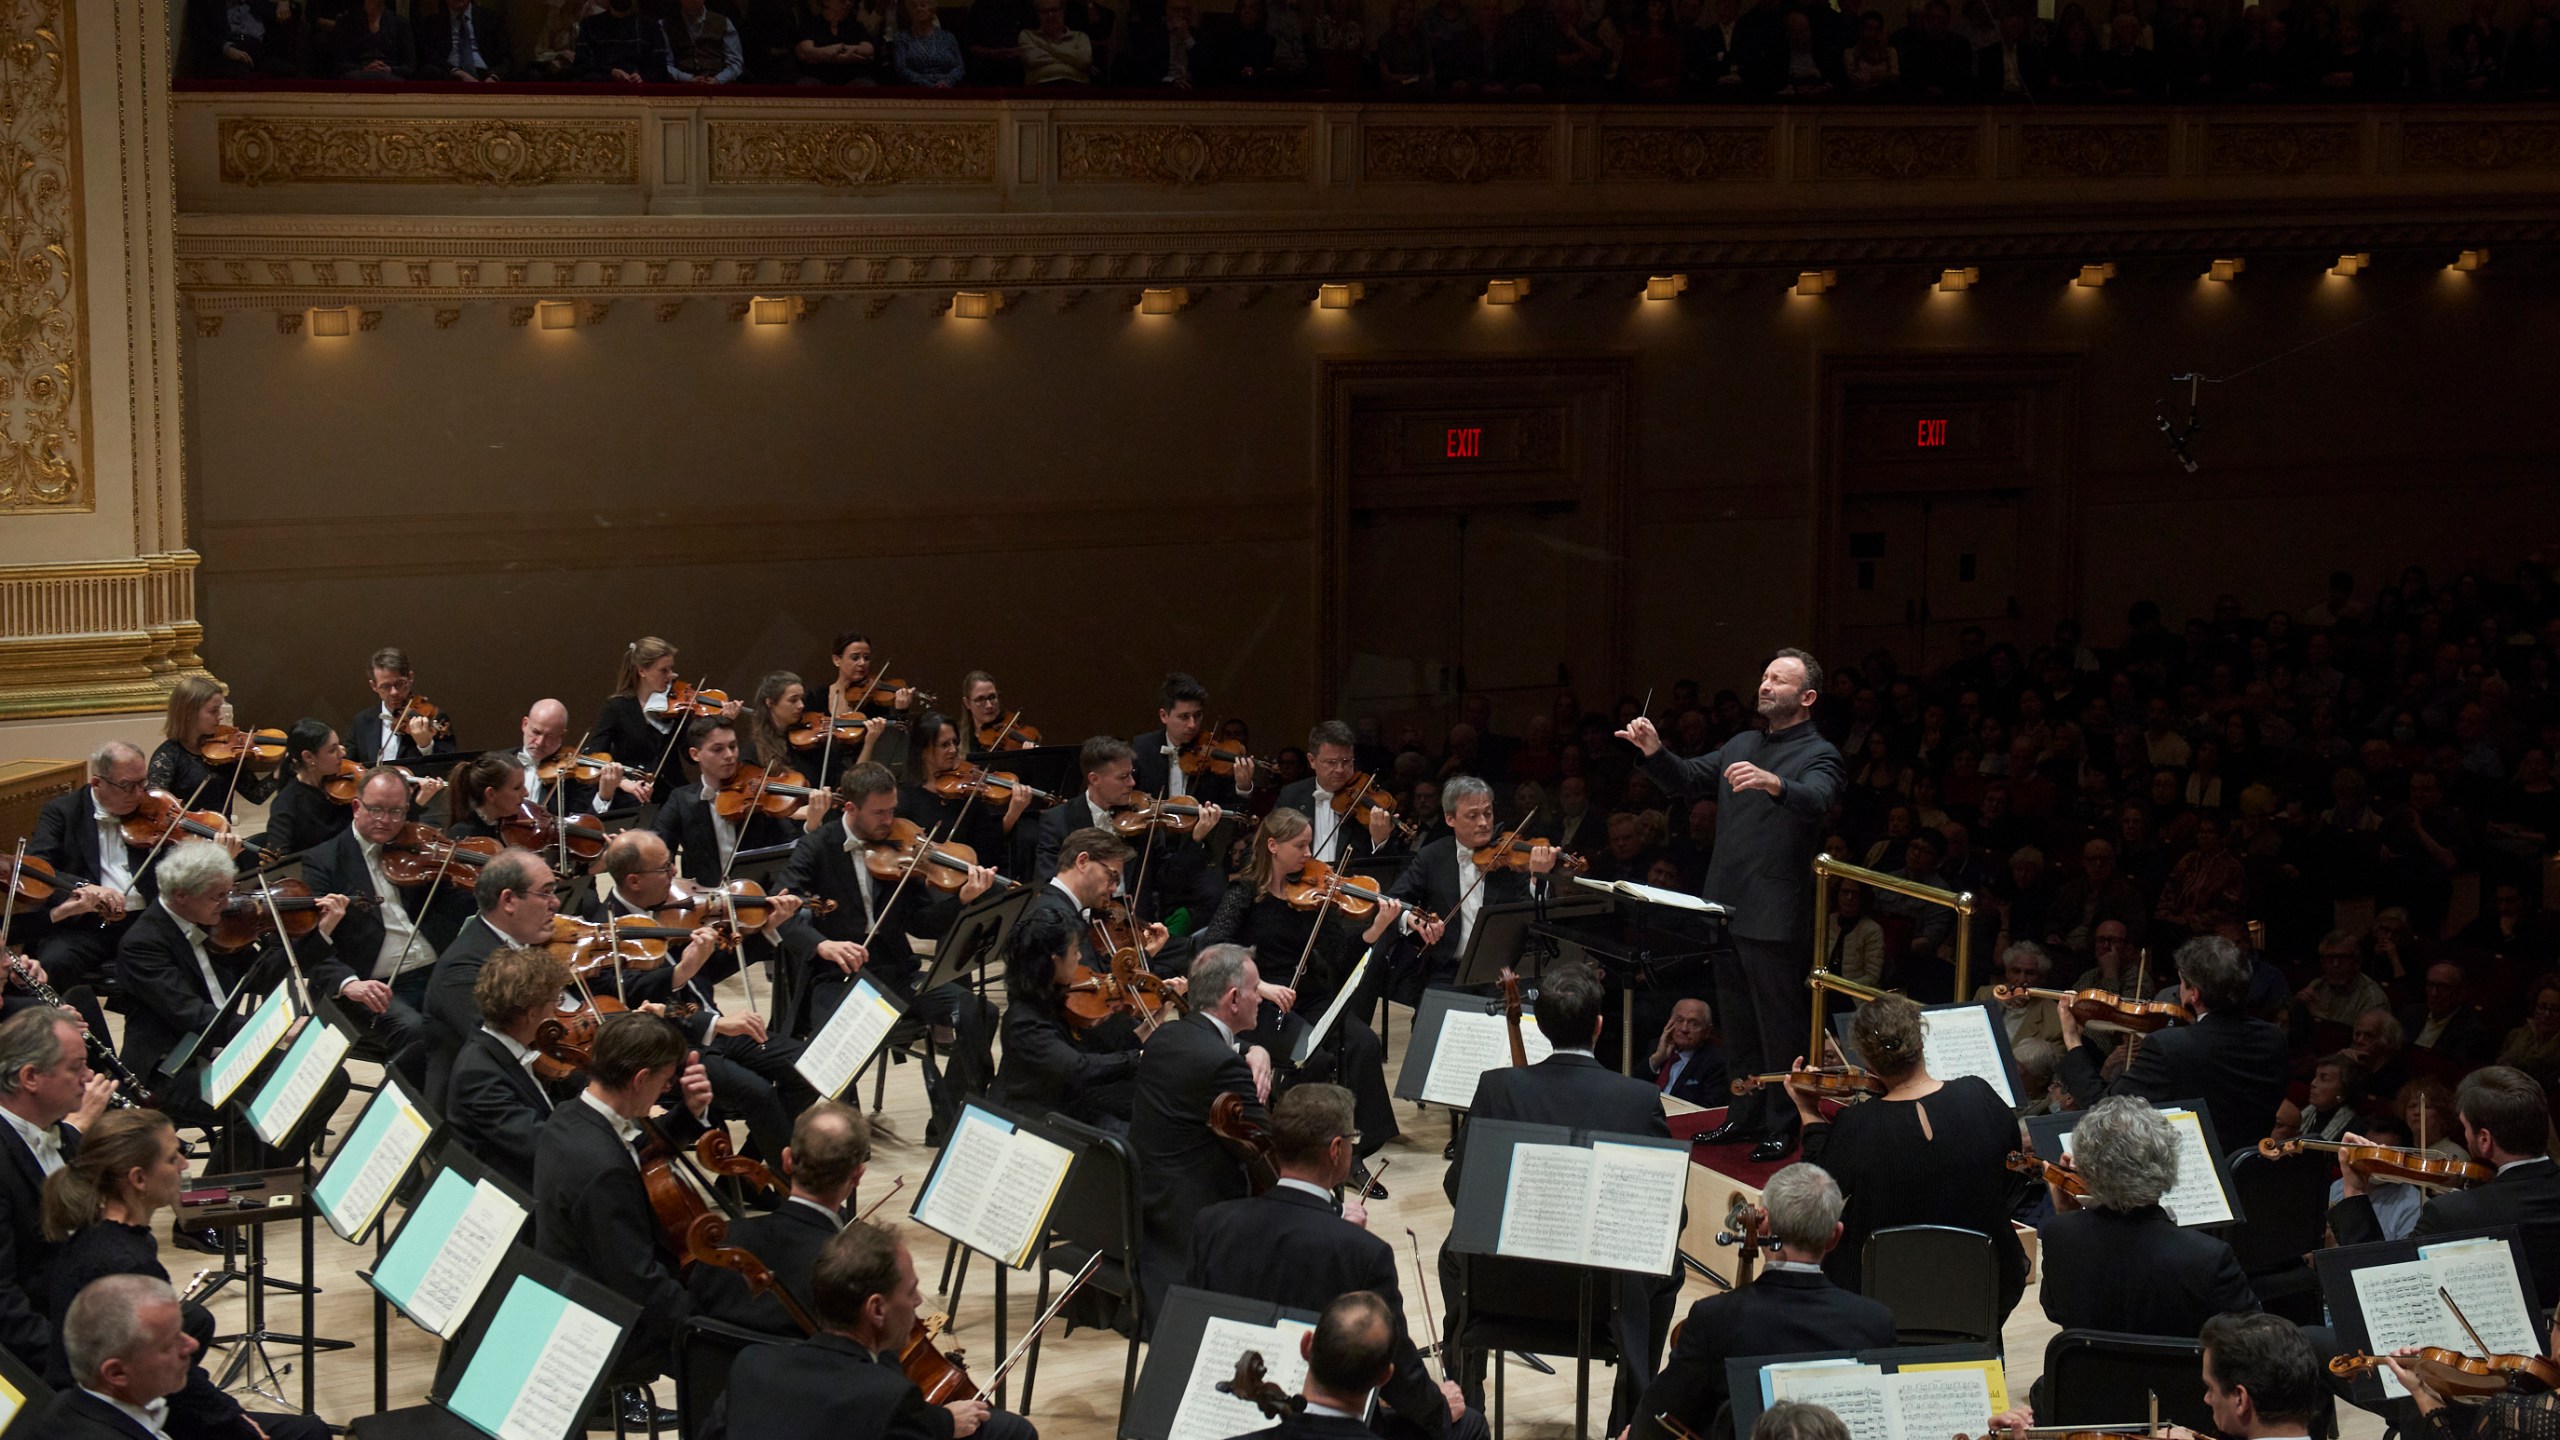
top-left (1137, 287), bottom-right (1189, 315)
top-left (1315, 282), bottom-right (1364, 309)
top-left (1937, 267), bottom-right (1980, 293)
top-left (1483, 279), bottom-right (1530, 305)
top-left (2076, 263), bottom-right (2116, 288)
top-left (306, 306), bottom-right (356, 337)
top-left (950, 290), bottom-right (997, 319)
top-left (2206, 258), bottom-right (2245, 282)
top-left (2330, 253), bottom-right (2371, 277)
top-left (749, 295), bottom-right (798, 325)
top-left (1644, 274), bottom-right (1689, 301)
top-left (2453, 249), bottom-right (2490, 272)
top-left (1794, 270), bottom-right (1836, 296)
top-left (536, 300), bottom-right (578, 329)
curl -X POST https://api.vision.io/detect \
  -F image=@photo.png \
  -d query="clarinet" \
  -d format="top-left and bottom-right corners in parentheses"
top-left (6, 950), bottom-right (152, 1110)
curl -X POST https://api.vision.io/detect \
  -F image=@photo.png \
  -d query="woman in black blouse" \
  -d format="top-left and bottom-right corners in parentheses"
top-left (592, 636), bottom-right (731, 798)
top-left (901, 712), bottom-right (1034, 876)
top-left (1790, 993), bottom-right (2029, 1322)
top-left (444, 753), bottom-right (528, 845)
top-left (265, 719), bottom-right (352, 858)
top-left (147, 675), bottom-right (279, 819)
top-left (994, 908), bottom-right (1143, 1127)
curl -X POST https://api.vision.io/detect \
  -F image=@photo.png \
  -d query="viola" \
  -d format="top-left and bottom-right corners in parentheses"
top-left (714, 764), bottom-right (844, 822)
top-left (652, 880), bottom-right (834, 928)
top-left (1176, 737), bottom-right (1266, 777)
top-left (926, 764), bottom-right (1060, 809)
top-left (531, 992), bottom-right (698, 1083)
top-left (859, 818), bottom-right (1019, 894)
top-left (533, 750), bottom-right (620, 785)
top-left (1729, 1066), bottom-right (1881, 1098)
top-left (1208, 1091), bottom-right (1278, 1196)
top-left (1277, 860), bottom-right (1386, 919)
top-left (375, 822), bottom-right (498, 888)
top-left (687, 1212), bottom-right (819, 1336)
top-left (975, 719), bottom-right (1041, 752)
top-left (546, 913), bottom-right (728, 968)
top-left (1109, 792), bottom-right (1224, 837)
top-left (662, 681), bottom-right (735, 719)
top-left (0, 853), bottom-right (100, 909)
top-left (2007, 1148), bottom-right (2090, 1199)
top-left (788, 713), bottom-right (877, 750)
top-left (2257, 1136), bottom-right (2490, 1190)
top-left (1991, 984), bottom-right (2193, 1034)
top-left (120, 789), bottom-right (263, 857)
top-left (498, 803), bottom-right (613, 862)
top-left (319, 759), bottom-right (428, 806)
top-left (1068, 899), bottom-right (1184, 1035)
top-left (1471, 836), bottom-right (1591, 876)
top-left (206, 880), bottom-right (378, 955)
top-left (2330, 1348), bottom-right (2560, 1400)
top-left (192, 725), bottom-right (287, 768)
top-left (1328, 778), bottom-right (1419, 844)
top-left (1218, 1351), bottom-right (1306, 1421)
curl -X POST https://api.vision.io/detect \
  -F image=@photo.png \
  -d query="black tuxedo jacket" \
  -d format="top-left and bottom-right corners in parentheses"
top-left (1131, 728), bottom-right (1246, 809)
top-left (421, 915), bottom-right (512, 1105)
top-left (1638, 721), bottom-right (1843, 945)
top-left (777, 815), bottom-right (962, 987)
top-left (301, 828), bottom-right (471, 985)
top-left (1032, 793), bottom-right (1210, 925)
top-left (688, 1199), bottom-right (840, 1338)
top-left (654, 785), bottom-right (797, 889)
top-left (348, 705), bottom-right (459, 767)
top-left (445, 1026), bottom-right (562, 1191)
top-left (1274, 779), bottom-right (1403, 867)
top-left (705, 1332), bottom-right (951, 1440)
top-left (532, 1097), bottom-right (694, 1374)
top-left (1241, 1413), bottom-right (1383, 1440)
top-left (1657, 1043), bottom-right (1730, 1108)
top-left (1189, 1186), bottom-right (1446, 1437)
top-left (592, 694), bottom-right (686, 795)
top-left (1383, 836), bottom-right (1543, 967)
top-left (1131, 1011), bottom-right (1267, 1320)
top-left (0, 1116), bottom-right (74, 1373)
top-left (39, 1390), bottom-right (159, 1440)
top-left (29, 788), bottom-right (156, 909)
top-left (2333, 1155), bottom-right (2560, 1304)
top-left (116, 903), bottom-right (329, 1083)
top-left (2039, 1204), bottom-right (2256, 1336)
top-left (2058, 1007), bottom-right (2288, 1151)
top-left (1632, 1268), bottom-right (1898, 1440)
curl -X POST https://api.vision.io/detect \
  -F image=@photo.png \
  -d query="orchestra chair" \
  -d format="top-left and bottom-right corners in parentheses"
top-left (2220, 1145), bottom-right (2332, 1324)
top-left (1017, 1113), bottom-right (1147, 1420)
top-left (2039, 1330), bottom-right (2214, 1432)
top-left (1450, 1253), bottom-right (1624, 1436)
top-left (1858, 1226), bottom-right (1998, 1346)
top-left (677, 1314), bottom-right (799, 1436)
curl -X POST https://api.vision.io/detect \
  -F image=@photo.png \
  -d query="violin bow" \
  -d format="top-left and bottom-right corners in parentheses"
top-left (126, 775), bottom-right (217, 902)
top-left (220, 715), bottom-right (253, 819)
top-left (981, 1252), bottom-right (1105, 1393)
top-left (859, 816), bottom-right (951, 951)
top-left (250, 871), bottom-right (318, 1017)
top-left (856, 1174), bottom-right (907, 1224)
top-left (2439, 1286), bottom-right (2495, 1358)
top-left (645, 677), bottom-right (706, 792)
top-left (387, 839), bottom-right (455, 987)
top-left (1434, 807), bottom-right (1539, 950)
top-left (1335, 772), bottom-right (1378, 866)
top-left (1404, 1227), bottom-right (1443, 1361)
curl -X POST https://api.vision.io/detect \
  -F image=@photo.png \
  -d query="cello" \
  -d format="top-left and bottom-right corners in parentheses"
top-left (1209, 1091), bottom-right (1279, 1196)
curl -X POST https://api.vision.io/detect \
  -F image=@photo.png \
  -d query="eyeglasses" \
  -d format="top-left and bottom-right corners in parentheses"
top-left (94, 776), bottom-right (143, 794)
top-left (357, 803), bottom-right (408, 819)
top-left (628, 862), bottom-right (675, 878)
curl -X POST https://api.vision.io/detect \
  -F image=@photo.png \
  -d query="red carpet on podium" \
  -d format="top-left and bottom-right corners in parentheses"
top-left (1665, 1108), bottom-right (1792, 1189)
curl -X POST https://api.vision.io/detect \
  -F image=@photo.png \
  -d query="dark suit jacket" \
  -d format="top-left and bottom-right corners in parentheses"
top-left (115, 903), bottom-right (327, 1083)
top-left (1131, 728), bottom-right (1247, 810)
top-left (1383, 836), bottom-right (1544, 970)
top-left (39, 1390), bottom-right (158, 1440)
top-left (0, 1117), bottom-right (73, 1373)
top-left (532, 1097), bottom-right (693, 1375)
top-left (1638, 721), bottom-right (1843, 945)
top-left (1188, 1186), bottom-right (1446, 1437)
top-left (421, 915), bottom-right (512, 1105)
top-left (2057, 1006), bottom-right (2288, 1150)
top-left (347, 705), bottom-right (458, 768)
top-left (28, 788), bottom-right (155, 908)
top-left (1656, 1043), bottom-right (1730, 1108)
top-left (1031, 792), bottom-right (1212, 929)
top-left (688, 1198), bottom-right (840, 1338)
top-left (2039, 1204), bottom-right (2257, 1336)
top-left (777, 815), bottom-right (961, 989)
top-left (705, 1332), bottom-right (951, 1440)
top-left (591, 694), bottom-right (685, 794)
top-left (300, 827), bottom-right (471, 986)
top-left (412, 0), bottom-right (511, 74)
top-left (2396, 1001), bottom-right (2496, 1067)
top-left (445, 1026), bottom-right (562, 1192)
top-left (654, 785), bottom-right (797, 890)
top-left (1131, 1011), bottom-right (1267, 1321)
top-left (1632, 1268), bottom-right (1898, 1440)
top-left (1241, 1413), bottom-right (1383, 1440)
top-left (1275, 779), bottom-right (1404, 868)
top-left (2333, 1155), bottom-right (2560, 1304)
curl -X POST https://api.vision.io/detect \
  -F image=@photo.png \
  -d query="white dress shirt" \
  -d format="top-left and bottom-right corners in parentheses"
top-left (520, 747), bottom-right (613, 814)
top-left (81, 1389), bottom-right (173, 1439)
top-left (841, 822), bottom-right (883, 931)
top-left (480, 1025), bottom-right (552, 1111)
top-left (377, 704), bottom-right (418, 761)
top-left (358, 837), bottom-right (427, 981)
top-left (0, 1107), bottom-right (64, 1178)
top-left (698, 777), bottom-right (742, 869)
top-left (1310, 789), bottom-right (1344, 857)
top-left (92, 796), bottom-right (138, 901)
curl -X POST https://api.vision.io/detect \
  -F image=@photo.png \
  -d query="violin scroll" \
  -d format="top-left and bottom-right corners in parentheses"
top-left (1218, 1351), bottom-right (1306, 1420)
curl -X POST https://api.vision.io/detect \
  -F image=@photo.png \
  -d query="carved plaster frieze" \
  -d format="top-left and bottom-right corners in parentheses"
top-left (2204, 122), bottom-right (2359, 175)
top-left (1056, 122), bottom-right (1309, 186)
top-left (2019, 124), bottom-right (2171, 178)
top-left (2402, 121), bottom-right (2560, 172)
top-left (218, 116), bottom-right (639, 186)
top-left (1819, 126), bottom-right (1980, 181)
top-left (0, 0), bottom-right (89, 513)
top-left (705, 120), bottom-right (997, 187)
top-left (1361, 125), bottom-right (1552, 183)
top-left (1597, 125), bottom-right (1776, 182)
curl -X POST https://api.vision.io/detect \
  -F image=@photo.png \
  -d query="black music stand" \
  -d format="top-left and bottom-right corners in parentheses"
top-left (1121, 1286), bottom-right (1325, 1440)
top-left (912, 1098), bottom-right (1091, 1409)
top-left (348, 1246), bottom-right (642, 1440)
top-left (2312, 1224), bottom-right (2541, 1410)
top-left (924, 882), bottom-right (1033, 998)
top-left (1533, 898), bottom-right (1716, 1073)
top-left (0, 1337), bottom-right (52, 1439)
top-left (1394, 985), bottom-right (1523, 1106)
top-left (1454, 891), bottom-right (1612, 990)
top-left (360, 1142), bottom-right (538, 1411)
top-left (1724, 1342), bottom-right (2006, 1440)
top-left (2022, 1097), bottom-right (2246, 1228)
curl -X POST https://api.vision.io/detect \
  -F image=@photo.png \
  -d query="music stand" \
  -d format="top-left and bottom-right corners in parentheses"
top-left (923, 883), bottom-right (1033, 997)
top-left (1724, 1342), bottom-right (2006, 1440)
top-left (2311, 1224), bottom-right (2541, 1410)
top-left (1454, 891), bottom-right (1612, 990)
top-left (2023, 1098), bottom-right (2246, 1228)
top-left (1121, 1285), bottom-right (1324, 1440)
top-left (978, 743), bottom-right (1080, 798)
top-left (349, 1245), bottom-right (644, 1440)
top-left (0, 1337), bottom-right (51, 1439)
top-left (358, 1140), bottom-right (532, 1412)
top-left (912, 1098), bottom-right (1091, 1409)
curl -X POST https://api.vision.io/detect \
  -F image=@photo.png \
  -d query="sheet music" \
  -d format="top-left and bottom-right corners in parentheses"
top-left (795, 976), bottom-right (900, 1099)
top-left (1763, 1363), bottom-right (1993, 1440)
top-left (1497, 1143), bottom-right (1593, 1265)
top-left (1884, 1366), bottom-right (1995, 1440)
top-left (1295, 951), bottom-right (1372, 1067)
top-left (1165, 1315), bottom-right (1314, 1440)
top-left (412, 1179), bottom-right (528, 1339)
top-left (2349, 1239), bottom-right (2540, 1399)
top-left (2425, 1238), bottom-right (2542, 1356)
top-left (1768, 1364), bottom-right (1891, 1440)
top-left (203, 985), bottom-right (294, 1108)
top-left (915, 1107), bottom-right (1074, 1267)
top-left (249, 1019), bottom-right (350, 1147)
top-left (1572, 876), bottom-right (1728, 915)
top-left (2057, 1108), bottom-right (2230, 1227)
top-left (0, 1371), bottom-right (22, 1428)
top-left (496, 1295), bottom-right (621, 1440)
top-left (1919, 1008), bottom-right (2014, 1107)
top-left (315, 1083), bottom-right (431, 1241)
top-left (1584, 1141), bottom-right (1687, 1276)
top-left (1421, 1010), bottom-right (1553, 1108)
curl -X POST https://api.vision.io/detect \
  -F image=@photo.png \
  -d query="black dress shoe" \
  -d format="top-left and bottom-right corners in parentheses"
top-left (1748, 1136), bottom-right (1796, 1164)
top-left (1350, 1163), bottom-right (1389, 1200)
top-left (1692, 1119), bottom-right (1754, 1147)
top-left (169, 1226), bottom-right (224, 1255)
top-left (585, 1386), bottom-right (678, 1431)
top-left (1443, 1138), bottom-right (1458, 1161)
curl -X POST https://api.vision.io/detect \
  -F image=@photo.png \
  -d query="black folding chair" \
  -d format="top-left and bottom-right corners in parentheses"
top-left (2041, 1329), bottom-right (2213, 1432)
top-left (1861, 1225), bottom-right (1999, 1346)
top-left (676, 1315), bottom-right (800, 1438)
top-left (1018, 1113), bottom-right (1147, 1420)
top-left (2221, 1145), bottom-right (2333, 1323)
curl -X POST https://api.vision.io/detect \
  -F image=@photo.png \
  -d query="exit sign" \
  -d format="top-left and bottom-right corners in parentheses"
top-left (1916, 418), bottom-right (1949, 448)
top-left (1446, 426), bottom-right (1483, 459)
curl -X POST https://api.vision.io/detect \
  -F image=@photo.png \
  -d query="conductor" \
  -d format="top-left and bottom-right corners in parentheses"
top-left (1619, 649), bottom-right (1843, 1162)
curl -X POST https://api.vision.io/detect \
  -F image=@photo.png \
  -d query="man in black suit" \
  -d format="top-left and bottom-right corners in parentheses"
top-left (115, 839), bottom-right (349, 1097)
top-left (43, 1275), bottom-right (199, 1440)
top-left (1025, 825), bottom-right (1192, 979)
top-left (299, 767), bottom-right (469, 1080)
top-left (419, 847), bottom-right (563, 1108)
top-left (1276, 721), bottom-right (1404, 868)
top-left (1632, 1162), bottom-right (1896, 1440)
top-left (517, 697), bottom-right (646, 814)
top-left (2396, 962), bottom-right (2495, 1068)
top-left (2057, 935), bottom-right (2289, 1151)
top-left (25, 742), bottom-right (157, 993)
top-left (691, 1099), bottom-right (869, 1337)
top-left (781, 764), bottom-right (1000, 1146)
top-left (445, 944), bottom-right (575, 1191)
top-left (1382, 774), bottom-right (1554, 1001)
top-left (532, 1010), bottom-right (714, 1429)
top-left (0, 1006), bottom-right (109, 1376)
top-left (1131, 673), bottom-right (1257, 913)
top-left (654, 716), bottom-right (805, 889)
top-left (347, 646), bottom-right (457, 768)
top-left (414, 0), bottom-right (512, 77)
top-left (1441, 961), bottom-right (1677, 1427)
top-left (703, 1221), bottom-right (1032, 1440)
top-left (2332, 1065), bottom-right (2560, 1302)
top-left (2037, 1097), bottom-right (2257, 1338)
top-left (1238, 1292), bottom-right (1414, 1440)
top-left (1035, 735), bottom-right (1222, 930)
top-left (1188, 1084), bottom-right (1485, 1440)
top-left (1647, 998), bottom-right (1729, 1107)
top-left (1624, 649), bottom-right (1844, 1162)
top-left (1131, 943), bottom-right (1271, 1325)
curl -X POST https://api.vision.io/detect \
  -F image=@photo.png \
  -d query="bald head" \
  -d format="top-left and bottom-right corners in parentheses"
top-left (522, 698), bottom-right (572, 758)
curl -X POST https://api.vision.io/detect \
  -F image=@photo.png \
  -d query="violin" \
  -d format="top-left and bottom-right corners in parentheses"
top-left (1328, 778), bottom-right (1419, 843)
top-left (1499, 967), bottom-right (1529, 1068)
top-left (1068, 900), bottom-right (1184, 1035)
top-left (2330, 1348), bottom-right (2560, 1400)
top-left (2007, 1148), bottom-right (2090, 1199)
top-left (1470, 836), bottom-right (1590, 876)
top-left (375, 822), bottom-right (498, 888)
top-left (1219, 1351), bottom-right (1306, 1421)
top-left (531, 992), bottom-right (698, 1083)
top-left (714, 764), bottom-right (845, 822)
top-left (1277, 860), bottom-right (1386, 919)
top-left (975, 719), bottom-right (1041, 752)
top-left (687, 1212), bottom-right (818, 1335)
top-left (1729, 1066), bottom-right (1881, 1098)
top-left (1110, 792), bottom-right (1225, 837)
top-left (534, 750), bottom-right (620, 785)
top-left (860, 819), bottom-right (1019, 893)
top-left (926, 764), bottom-right (1060, 809)
top-left (0, 853), bottom-right (100, 909)
top-left (2256, 1137), bottom-right (2491, 1190)
top-left (873, 676), bottom-right (935, 705)
top-left (1208, 1091), bottom-right (1278, 1196)
top-left (1176, 737), bottom-right (1265, 777)
top-left (191, 725), bottom-right (287, 768)
top-left (546, 913), bottom-right (729, 968)
top-left (788, 713), bottom-right (876, 750)
top-left (120, 789), bottom-right (263, 857)
top-left (498, 803), bottom-right (613, 862)
top-left (393, 696), bottom-right (454, 744)
top-left (206, 880), bottom-right (377, 955)
top-left (661, 681), bottom-right (735, 718)
top-left (1991, 984), bottom-right (2193, 1034)
top-left (652, 880), bottom-right (834, 928)
top-left (319, 759), bottom-right (428, 805)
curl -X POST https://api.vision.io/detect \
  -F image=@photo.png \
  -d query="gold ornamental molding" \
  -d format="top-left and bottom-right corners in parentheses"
top-left (2020, 123), bottom-right (2172, 179)
top-left (1597, 125), bottom-right (1775, 182)
top-left (1361, 125), bottom-right (1551, 184)
top-left (1819, 125), bottom-right (1981, 181)
top-left (0, 0), bottom-right (91, 513)
top-left (706, 119), bottom-right (996, 187)
top-left (218, 116), bottom-right (639, 187)
top-left (0, 553), bottom-right (205, 719)
top-left (2205, 121), bottom-right (2359, 175)
top-left (1056, 122), bottom-right (1308, 186)
top-left (2403, 121), bottom-right (2560, 172)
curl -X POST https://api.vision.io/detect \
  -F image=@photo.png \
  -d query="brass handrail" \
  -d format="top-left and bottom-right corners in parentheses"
top-left (1807, 853), bottom-right (1976, 1055)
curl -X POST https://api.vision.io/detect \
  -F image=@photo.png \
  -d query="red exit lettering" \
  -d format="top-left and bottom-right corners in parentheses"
top-left (1916, 418), bottom-right (1949, 448)
top-left (1447, 427), bottom-right (1482, 459)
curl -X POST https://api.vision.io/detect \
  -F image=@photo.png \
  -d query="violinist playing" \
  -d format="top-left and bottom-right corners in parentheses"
top-left (351, 646), bottom-right (458, 767)
top-left (266, 721), bottom-right (355, 859)
top-left (825, 631), bottom-right (916, 719)
top-left (1035, 736), bottom-right (1221, 930)
top-left (1227, 1293), bottom-right (1415, 1440)
top-left (689, 1100), bottom-right (872, 1339)
top-left (1132, 674), bottom-right (1258, 905)
top-left (529, 1010), bottom-right (716, 1433)
top-left (1023, 826), bottom-right (1192, 980)
top-left (445, 945), bottom-right (575, 1192)
top-left (1276, 721), bottom-right (1403, 867)
top-left (518, 698), bottom-right (642, 814)
top-left (700, 1220), bottom-right (1034, 1440)
top-left (2033, 1097), bottom-right (2256, 1348)
top-left (25, 743), bottom-right (155, 997)
top-left (748, 669), bottom-right (885, 787)
top-left (1130, 945), bottom-right (1272, 1324)
top-left (654, 716), bottom-right (810, 888)
top-left (147, 675), bottom-right (277, 820)
top-left (297, 768), bottom-right (467, 1075)
top-left (593, 636), bottom-right (734, 798)
top-left (2330, 1066), bottom-right (2560, 1304)
top-left (442, 754), bottom-right (530, 846)
top-left (1984, 1314), bottom-right (2326, 1440)
top-left (960, 670), bottom-right (1029, 754)
top-left (1196, 809), bottom-right (1406, 1195)
top-left (904, 710), bottom-right (1037, 876)
top-left (1183, 1085), bottom-right (1484, 1440)
top-left (992, 908), bottom-right (1144, 1129)
top-left (2380, 1304), bottom-right (2560, 1440)
top-left (1380, 774), bottom-right (1553, 1003)
top-left (2057, 935), bottom-right (2289, 1154)
top-left (595, 830), bottom-right (815, 1170)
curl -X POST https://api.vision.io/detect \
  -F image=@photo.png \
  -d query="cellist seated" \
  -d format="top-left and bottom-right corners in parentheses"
top-left (699, 1221), bottom-right (1037, 1440)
